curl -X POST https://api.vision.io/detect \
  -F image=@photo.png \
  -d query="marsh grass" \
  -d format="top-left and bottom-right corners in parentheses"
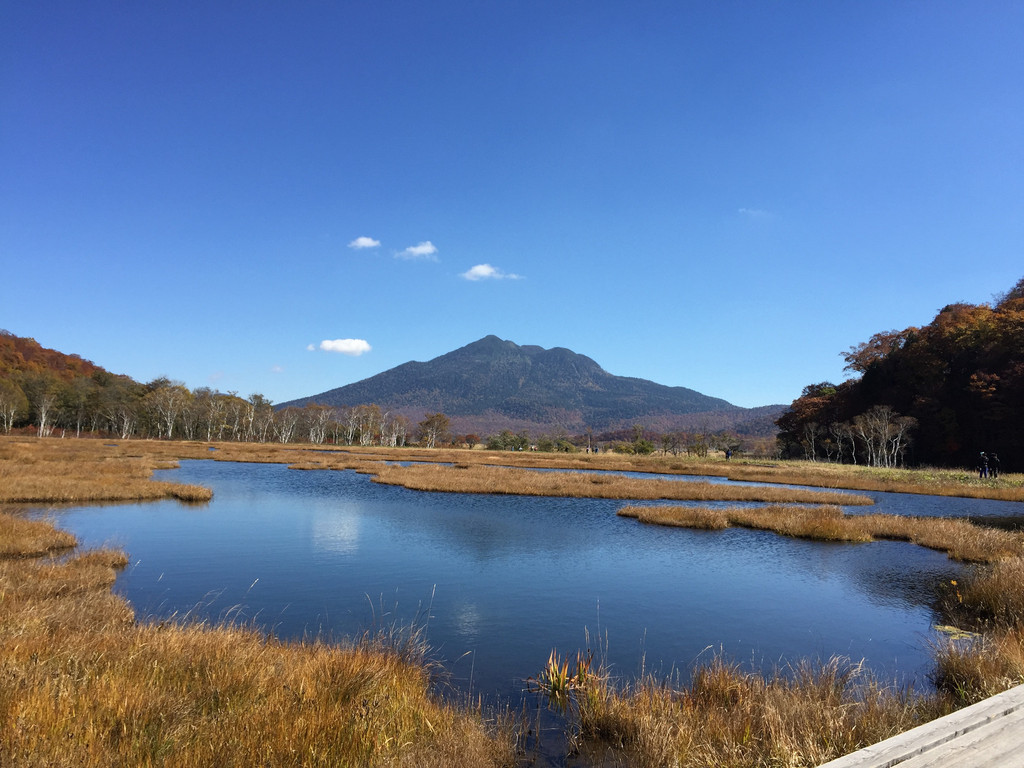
top-left (536, 653), bottom-right (949, 768)
top-left (368, 463), bottom-right (873, 505)
top-left (0, 438), bottom-right (517, 767)
top-left (927, 556), bottom-right (1024, 706)
top-left (931, 624), bottom-right (1024, 706)
top-left (347, 449), bottom-right (1024, 501)
top-left (601, 504), bottom-right (1024, 760)
top-left (0, 513), bottom-right (518, 768)
top-left (0, 438), bottom-right (212, 504)
top-left (618, 504), bottom-right (1024, 563)
top-left (6, 436), bottom-right (1024, 765)
top-left (0, 512), bottom-right (76, 557)
top-left (6, 436), bottom-right (1017, 503)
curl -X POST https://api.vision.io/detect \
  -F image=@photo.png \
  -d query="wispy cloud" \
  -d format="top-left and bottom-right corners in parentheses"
top-left (317, 339), bottom-right (372, 356)
top-left (738, 207), bottom-right (775, 221)
top-left (271, 365), bottom-right (284, 373)
top-left (348, 236), bottom-right (381, 249)
top-left (397, 241), bottom-right (438, 261)
top-left (460, 263), bottom-right (522, 281)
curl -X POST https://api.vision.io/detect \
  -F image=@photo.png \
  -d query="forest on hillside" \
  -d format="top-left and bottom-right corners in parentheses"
top-left (776, 277), bottom-right (1024, 472)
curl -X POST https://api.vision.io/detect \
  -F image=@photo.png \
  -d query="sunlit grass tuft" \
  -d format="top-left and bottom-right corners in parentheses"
top-left (618, 504), bottom-right (1024, 563)
top-left (532, 651), bottom-right (949, 768)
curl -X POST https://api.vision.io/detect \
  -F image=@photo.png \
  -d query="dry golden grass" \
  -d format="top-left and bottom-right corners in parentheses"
top-left (0, 512), bottom-right (517, 768)
top-left (618, 504), bottom-right (1024, 563)
top-left (543, 652), bottom-right (950, 768)
top-left (0, 438), bottom-right (212, 504)
top-left (929, 558), bottom-right (1024, 705)
top-left (372, 449), bottom-right (1024, 501)
top-left (943, 556), bottom-right (1024, 628)
top-left (932, 626), bottom-right (1024, 706)
top-left (367, 463), bottom-right (874, 505)
top-left (716, 461), bottom-right (1024, 501)
top-left (0, 512), bottom-right (76, 557)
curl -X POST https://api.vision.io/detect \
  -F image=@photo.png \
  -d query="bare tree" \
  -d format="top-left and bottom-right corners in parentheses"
top-left (0, 378), bottom-right (27, 433)
top-left (273, 407), bottom-right (301, 444)
top-left (357, 404), bottom-right (382, 446)
top-left (417, 412), bottom-right (451, 449)
top-left (305, 404), bottom-right (332, 444)
top-left (382, 413), bottom-right (410, 447)
top-left (802, 421), bottom-right (821, 461)
top-left (853, 406), bottom-right (916, 467)
top-left (146, 383), bottom-right (189, 440)
top-left (829, 421), bottom-right (856, 464)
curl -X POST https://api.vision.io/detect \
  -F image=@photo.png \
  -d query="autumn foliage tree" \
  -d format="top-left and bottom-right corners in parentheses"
top-left (776, 277), bottom-right (1024, 471)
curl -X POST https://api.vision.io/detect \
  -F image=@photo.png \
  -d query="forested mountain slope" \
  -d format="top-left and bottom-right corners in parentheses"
top-left (280, 335), bottom-right (776, 434)
top-left (776, 277), bottom-right (1024, 471)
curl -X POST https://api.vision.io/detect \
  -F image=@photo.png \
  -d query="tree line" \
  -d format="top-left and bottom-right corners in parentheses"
top-left (0, 330), bottom-right (767, 456)
top-left (775, 277), bottom-right (1024, 472)
top-left (0, 372), bottom-right (452, 449)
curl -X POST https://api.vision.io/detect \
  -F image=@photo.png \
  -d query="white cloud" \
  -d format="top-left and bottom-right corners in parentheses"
top-left (738, 207), bottom-right (774, 220)
top-left (271, 365), bottom-right (284, 373)
top-left (319, 338), bottom-right (372, 356)
top-left (397, 241), bottom-right (438, 260)
top-left (348, 236), bottom-right (381, 249)
top-left (306, 344), bottom-right (316, 351)
top-left (460, 263), bottom-right (522, 281)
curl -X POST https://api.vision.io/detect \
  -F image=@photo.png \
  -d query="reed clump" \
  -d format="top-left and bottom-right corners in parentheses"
top-left (618, 504), bottom-right (1024, 563)
top-left (931, 626), bottom-right (1024, 706)
top-left (369, 463), bottom-right (873, 505)
top-left (0, 512), bottom-right (76, 557)
top-left (0, 510), bottom-right (518, 767)
top-left (537, 654), bottom-right (948, 768)
top-left (930, 556), bottom-right (1024, 706)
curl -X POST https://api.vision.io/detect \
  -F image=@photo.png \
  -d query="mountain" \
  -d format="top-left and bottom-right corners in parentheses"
top-left (280, 335), bottom-right (783, 436)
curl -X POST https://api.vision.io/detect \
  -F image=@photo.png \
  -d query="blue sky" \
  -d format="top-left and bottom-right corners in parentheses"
top-left (2, 2), bottom-right (1022, 410)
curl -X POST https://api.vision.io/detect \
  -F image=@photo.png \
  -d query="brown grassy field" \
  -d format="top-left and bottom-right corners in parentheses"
top-left (0, 438), bottom-right (213, 504)
top-left (618, 504), bottom-right (1024, 563)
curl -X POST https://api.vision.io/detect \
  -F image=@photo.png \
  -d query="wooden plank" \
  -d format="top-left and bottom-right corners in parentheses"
top-left (817, 684), bottom-right (1024, 768)
top-left (894, 709), bottom-right (1024, 768)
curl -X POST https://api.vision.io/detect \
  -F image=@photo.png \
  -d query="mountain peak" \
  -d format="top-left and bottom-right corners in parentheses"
top-left (280, 337), bottom-right (754, 435)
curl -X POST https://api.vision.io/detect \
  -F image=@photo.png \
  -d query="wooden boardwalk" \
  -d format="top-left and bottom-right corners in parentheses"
top-left (818, 683), bottom-right (1024, 767)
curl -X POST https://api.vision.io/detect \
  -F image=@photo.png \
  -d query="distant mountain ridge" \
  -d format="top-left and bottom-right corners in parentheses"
top-left (281, 336), bottom-right (783, 436)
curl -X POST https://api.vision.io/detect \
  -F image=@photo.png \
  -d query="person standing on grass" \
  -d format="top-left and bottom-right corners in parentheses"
top-left (978, 452), bottom-right (989, 478)
top-left (990, 452), bottom-right (1001, 479)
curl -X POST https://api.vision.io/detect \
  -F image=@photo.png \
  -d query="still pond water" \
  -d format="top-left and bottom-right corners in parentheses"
top-left (53, 460), bottom-right (1024, 710)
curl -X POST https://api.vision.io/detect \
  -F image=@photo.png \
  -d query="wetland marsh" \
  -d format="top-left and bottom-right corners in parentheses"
top-left (5, 438), bottom-right (1024, 766)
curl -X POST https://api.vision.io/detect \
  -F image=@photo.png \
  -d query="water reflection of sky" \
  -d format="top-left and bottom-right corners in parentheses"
top-left (50, 459), bottom-right (976, 711)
